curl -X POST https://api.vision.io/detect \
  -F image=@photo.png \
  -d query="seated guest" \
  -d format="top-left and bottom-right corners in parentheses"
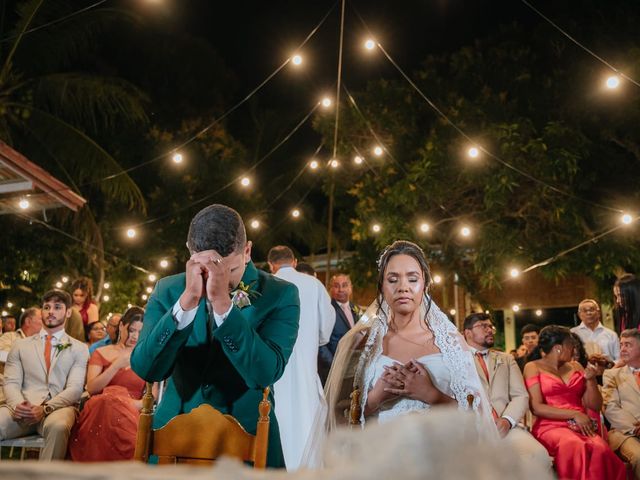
top-left (524, 325), bottom-right (625, 480)
top-left (0, 307), bottom-right (42, 363)
top-left (571, 299), bottom-right (620, 362)
top-left (89, 313), bottom-right (122, 354)
top-left (0, 307), bottom-right (43, 404)
top-left (69, 306), bottom-right (146, 462)
top-left (517, 324), bottom-right (540, 371)
top-left (463, 313), bottom-right (551, 470)
top-left (603, 329), bottom-right (640, 478)
top-left (1, 315), bottom-right (16, 334)
top-left (86, 321), bottom-right (107, 348)
top-left (0, 290), bottom-right (89, 460)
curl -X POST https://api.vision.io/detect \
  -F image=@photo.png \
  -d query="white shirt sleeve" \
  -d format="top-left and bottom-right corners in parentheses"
top-left (502, 415), bottom-right (517, 429)
top-left (211, 302), bottom-right (233, 327)
top-left (172, 301), bottom-right (198, 330)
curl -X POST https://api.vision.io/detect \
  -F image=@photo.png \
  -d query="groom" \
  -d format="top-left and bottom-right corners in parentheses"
top-left (131, 204), bottom-right (300, 468)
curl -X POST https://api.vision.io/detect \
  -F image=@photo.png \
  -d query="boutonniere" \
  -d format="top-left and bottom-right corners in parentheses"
top-left (55, 342), bottom-right (72, 356)
top-left (230, 281), bottom-right (261, 309)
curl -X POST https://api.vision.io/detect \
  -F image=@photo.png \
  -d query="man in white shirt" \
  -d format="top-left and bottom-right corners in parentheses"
top-left (0, 290), bottom-right (88, 460)
top-left (268, 246), bottom-right (335, 470)
top-left (463, 313), bottom-right (552, 471)
top-left (571, 299), bottom-right (620, 362)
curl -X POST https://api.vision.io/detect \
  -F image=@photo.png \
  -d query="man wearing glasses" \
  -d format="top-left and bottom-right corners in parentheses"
top-left (571, 299), bottom-right (620, 363)
top-left (463, 313), bottom-right (551, 470)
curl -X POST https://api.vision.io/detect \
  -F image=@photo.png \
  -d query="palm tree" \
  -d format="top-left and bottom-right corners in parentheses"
top-left (0, 0), bottom-right (149, 294)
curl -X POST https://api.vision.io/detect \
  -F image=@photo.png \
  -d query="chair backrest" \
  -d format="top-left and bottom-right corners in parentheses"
top-left (134, 383), bottom-right (270, 468)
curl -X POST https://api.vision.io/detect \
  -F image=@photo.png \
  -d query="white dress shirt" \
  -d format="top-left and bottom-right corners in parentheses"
top-left (172, 299), bottom-right (232, 329)
top-left (39, 328), bottom-right (67, 365)
top-left (570, 322), bottom-right (620, 361)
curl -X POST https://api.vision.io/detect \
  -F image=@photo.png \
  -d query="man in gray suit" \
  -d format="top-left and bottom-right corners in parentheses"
top-left (603, 329), bottom-right (640, 478)
top-left (0, 290), bottom-right (89, 460)
top-left (463, 313), bottom-right (551, 471)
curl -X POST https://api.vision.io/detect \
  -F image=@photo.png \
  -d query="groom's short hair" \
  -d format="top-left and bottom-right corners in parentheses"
top-left (187, 204), bottom-right (246, 256)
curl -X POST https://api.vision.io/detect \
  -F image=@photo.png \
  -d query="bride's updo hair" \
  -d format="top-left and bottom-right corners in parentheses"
top-left (376, 240), bottom-right (433, 317)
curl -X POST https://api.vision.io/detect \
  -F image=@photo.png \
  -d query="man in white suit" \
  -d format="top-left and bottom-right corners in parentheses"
top-left (463, 313), bottom-right (551, 470)
top-left (0, 290), bottom-right (89, 460)
top-left (268, 246), bottom-right (335, 470)
top-left (603, 329), bottom-right (640, 478)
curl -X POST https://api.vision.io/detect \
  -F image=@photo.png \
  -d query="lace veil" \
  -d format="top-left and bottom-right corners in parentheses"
top-left (322, 295), bottom-right (498, 436)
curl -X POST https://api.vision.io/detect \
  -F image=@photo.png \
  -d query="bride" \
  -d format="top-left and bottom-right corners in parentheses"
top-left (323, 240), bottom-right (496, 434)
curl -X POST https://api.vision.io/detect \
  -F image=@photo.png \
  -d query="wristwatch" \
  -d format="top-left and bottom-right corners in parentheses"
top-left (43, 404), bottom-right (55, 416)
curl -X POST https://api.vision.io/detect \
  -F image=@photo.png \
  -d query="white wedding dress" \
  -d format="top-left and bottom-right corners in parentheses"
top-left (367, 353), bottom-right (452, 424)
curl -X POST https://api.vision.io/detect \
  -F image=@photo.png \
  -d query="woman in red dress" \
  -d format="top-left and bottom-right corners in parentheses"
top-left (524, 325), bottom-right (625, 480)
top-left (69, 307), bottom-right (146, 461)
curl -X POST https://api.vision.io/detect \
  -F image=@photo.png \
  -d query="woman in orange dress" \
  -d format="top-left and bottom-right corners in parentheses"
top-left (69, 306), bottom-right (146, 461)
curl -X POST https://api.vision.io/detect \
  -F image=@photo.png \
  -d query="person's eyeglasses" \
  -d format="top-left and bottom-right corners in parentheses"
top-left (472, 323), bottom-right (496, 332)
top-left (578, 307), bottom-right (598, 313)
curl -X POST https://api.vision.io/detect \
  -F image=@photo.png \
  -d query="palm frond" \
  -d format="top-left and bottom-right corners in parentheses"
top-left (30, 73), bottom-right (148, 133)
top-left (9, 2), bottom-right (139, 74)
top-left (12, 103), bottom-right (146, 211)
top-left (0, 0), bottom-right (45, 82)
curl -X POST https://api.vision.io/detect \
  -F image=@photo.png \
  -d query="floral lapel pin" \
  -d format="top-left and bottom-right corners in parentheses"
top-left (55, 342), bottom-right (72, 356)
top-left (230, 281), bottom-right (260, 309)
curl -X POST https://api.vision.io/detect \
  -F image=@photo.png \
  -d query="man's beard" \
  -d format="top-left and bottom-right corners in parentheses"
top-left (482, 337), bottom-right (495, 349)
top-left (44, 317), bottom-right (64, 329)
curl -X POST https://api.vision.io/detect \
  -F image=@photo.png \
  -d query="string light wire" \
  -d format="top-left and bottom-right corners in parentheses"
top-left (520, 0), bottom-right (640, 89)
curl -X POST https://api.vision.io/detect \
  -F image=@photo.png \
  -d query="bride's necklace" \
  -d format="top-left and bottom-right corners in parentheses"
top-left (390, 325), bottom-right (434, 348)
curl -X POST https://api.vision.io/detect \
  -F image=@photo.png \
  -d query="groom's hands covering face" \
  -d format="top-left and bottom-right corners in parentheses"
top-left (189, 250), bottom-right (233, 315)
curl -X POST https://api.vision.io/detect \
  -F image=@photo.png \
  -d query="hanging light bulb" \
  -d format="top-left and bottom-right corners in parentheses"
top-left (159, 259), bottom-right (169, 269)
top-left (509, 268), bottom-right (520, 278)
top-left (373, 146), bottom-right (384, 157)
top-left (18, 198), bottom-right (29, 209)
top-left (291, 54), bottom-right (303, 66)
top-left (433, 274), bottom-right (442, 284)
top-left (353, 155), bottom-right (364, 165)
top-left (535, 309), bottom-right (543, 317)
top-left (309, 159), bottom-right (319, 170)
top-left (512, 304), bottom-right (520, 312)
top-left (467, 146), bottom-right (480, 159)
top-left (250, 219), bottom-right (260, 230)
top-left (172, 152), bottom-right (183, 164)
top-left (621, 213), bottom-right (634, 225)
top-left (460, 226), bottom-right (471, 237)
top-left (146, 286), bottom-right (153, 293)
top-left (126, 228), bottom-right (137, 239)
top-left (419, 222), bottom-right (430, 233)
top-left (240, 177), bottom-right (251, 187)
top-left (364, 39), bottom-right (376, 50)
top-left (605, 75), bottom-right (620, 89)
top-left (291, 209), bottom-right (301, 219)
top-left (102, 295), bottom-right (110, 302)
top-left (321, 97), bottom-right (332, 108)
top-left (148, 274), bottom-right (157, 282)
top-left (329, 159), bottom-right (339, 169)
top-left (371, 223), bottom-right (381, 233)
top-left (103, 282), bottom-right (110, 289)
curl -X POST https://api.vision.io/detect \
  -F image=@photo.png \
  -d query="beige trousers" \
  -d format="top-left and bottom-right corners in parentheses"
top-left (615, 435), bottom-right (640, 479)
top-left (0, 405), bottom-right (77, 460)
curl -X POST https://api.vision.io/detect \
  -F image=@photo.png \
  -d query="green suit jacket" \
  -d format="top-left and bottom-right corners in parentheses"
top-left (131, 261), bottom-right (300, 468)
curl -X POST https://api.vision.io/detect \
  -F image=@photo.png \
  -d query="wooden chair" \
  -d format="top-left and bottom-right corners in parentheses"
top-left (134, 382), bottom-right (271, 468)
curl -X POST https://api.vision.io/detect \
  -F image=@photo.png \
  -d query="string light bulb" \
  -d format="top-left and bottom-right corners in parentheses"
top-left (172, 152), bottom-right (183, 164)
top-left (291, 54), bottom-right (303, 66)
top-left (141, 294), bottom-right (148, 301)
top-left (126, 228), bottom-right (136, 239)
top-left (159, 259), bottom-right (169, 269)
top-left (373, 145), bottom-right (384, 157)
top-left (103, 282), bottom-right (110, 289)
top-left (240, 177), bottom-right (251, 187)
top-left (467, 146), bottom-right (480, 159)
top-left (309, 159), bottom-right (319, 170)
top-left (321, 97), bottom-right (332, 108)
top-left (146, 286), bottom-right (153, 293)
top-left (512, 304), bottom-right (520, 312)
top-left (419, 222), bottom-right (430, 233)
top-left (606, 75), bottom-right (620, 89)
top-left (103, 295), bottom-right (110, 302)
top-left (535, 309), bottom-right (543, 317)
top-left (61, 276), bottom-right (69, 283)
top-left (621, 213), bottom-right (633, 225)
top-left (6, 302), bottom-right (12, 308)
top-left (509, 268), bottom-right (520, 278)
top-left (364, 39), bottom-right (376, 50)
top-left (55, 282), bottom-right (63, 288)
top-left (449, 309), bottom-right (456, 316)
top-left (329, 159), bottom-right (339, 169)
top-left (371, 223), bottom-right (381, 233)
top-left (18, 198), bottom-right (29, 209)
top-left (460, 226), bottom-right (471, 238)
top-left (250, 219), bottom-right (260, 230)
top-left (148, 274), bottom-right (157, 282)
top-left (1, 310), bottom-right (7, 316)
top-left (354, 155), bottom-right (364, 165)
top-left (291, 208), bottom-right (301, 219)
top-left (433, 274), bottom-right (442, 284)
